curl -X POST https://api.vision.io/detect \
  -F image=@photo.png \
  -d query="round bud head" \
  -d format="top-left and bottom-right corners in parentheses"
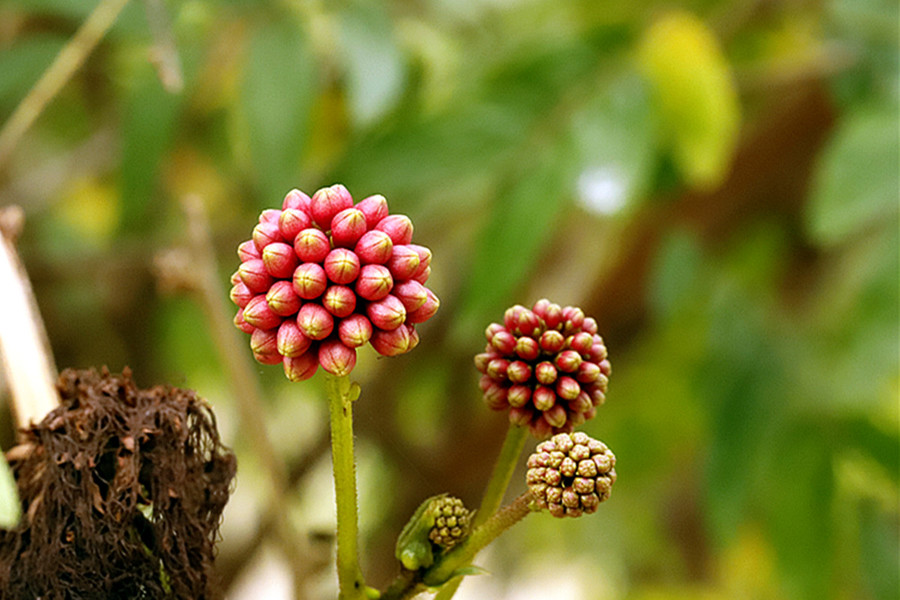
top-left (428, 496), bottom-right (472, 550)
top-left (367, 295), bottom-right (406, 331)
top-left (526, 432), bottom-right (616, 517)
top-left (370, 324), bottom-right (411, 356)
top-left (230, 282), bottom-right (253, 308)
top-left (294, 228), bottom-right (331, 263)
top-left (393, 279), bottom-right (428, 312)
top-left (355, 194), bottom-right (389, 229)
top-left (252, 221), bottom-right (283, 251)
top-left (282, 188), bottom-right (312, 212)
top-left (239, 259), bottom-right (273, 293)
top-left (279, 208), bottom-right (312, 241)
top-left (238, 240), bottom-right (261, 262)
top-left (355, 264), bottom-right (393, 301)
top-left (292, 263), bottom-right (328, 299)
top-left (354, 230), bottom-right (394, 265)
top-left (331, 208), bottom-right (368, 247)
top-left (296, 303), bottom-right (334, 340)
top-left (234, 308), bottom-right (255, 334)
top-left (310, 184), bottom-right (354, 229)
top-left (242, 295), bottom-right (282, 330)
top-left (407, 288), bottom-right (440, 324)
top-left (322, 285), bottom-right (357, 318)
top-left (324, 248), bottom-right (361, 285)
top-left (338, 314), bottom-right (373, 348)
top-left (277, 320), bottom-right (312, 357)
top-left (387, 245), bottom-right (421, 281)
top-left (283, 351), bottom-right (318, 381)
top-left (375, 214), bottom-right (414, 245)
top-left (266, 280), bottom-right (302, 316)
top-left (262, 242), bottom-right (299, 279)
top-left (318, 340), bottom-right (357, 377)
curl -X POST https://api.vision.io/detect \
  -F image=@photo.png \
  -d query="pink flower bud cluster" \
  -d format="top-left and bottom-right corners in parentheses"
top-left (475, 299), bottom-right (610, 438)
top-left (526, 432), bottom-right (616, 518)
top-left (231, 185), bottom-right (439, 380)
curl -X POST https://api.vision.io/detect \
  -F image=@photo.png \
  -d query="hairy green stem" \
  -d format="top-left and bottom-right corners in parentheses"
top-left (326, 374), bottom-right (367, 600)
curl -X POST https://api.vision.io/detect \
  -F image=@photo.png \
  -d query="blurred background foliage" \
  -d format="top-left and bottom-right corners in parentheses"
top-left (0, 0), bottom-right (897, 598)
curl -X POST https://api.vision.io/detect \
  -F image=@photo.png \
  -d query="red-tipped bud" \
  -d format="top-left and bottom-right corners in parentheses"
top-left (282, 188), bottom-right (312, 212)
top-left (262, 242), bottom-right (299, 278)
top-left (371, 325), bottom-right (411, 356)
top-left (354, 230), bottom-right (394, 265)
top-left (474, 352), bottom-right (493, 373)
top-left (562, 306), bottom-right (585, 332)
top-left (530, 416), bottom-right (554, 440)
top-left (539, 330), bottom-right (566, 353)
top-left (296, 303), bottom-right (334, 340)
top-left (509, 406), bottom-right (533, 427)
top-left (586, 383), bottom-right (606, 406)
top-left (533, 386), bottom-right (556, 411)
top-left (310, 184), bottom-right (354, 229)
top-left (543, 404), bottom-right (568, 429)
top-left (393, 279), bottom-right (428, 312)
top-left (292, 263), bottom-right (328, 299)
top-left (243, 295), bottom-right (282, 330)
top-left (387, 245), bottom-right (421, 281)
top-left (508, 385), bottom-right (532, 408)
top-left (486, 358), bottom-right (510, 380)
top-left (239, 259), bottom-right (274, 293)
top-left (355, 264), bottom-right (393, 301)
top-left (230, 283), bottom-right (253, 308)
top-left (533, 299), bottom-right (563, 329)
top-left (367, 295), bottom-right (406, 330)
top-left (482, 381), bottom-right (508, 410)
top-left (556, 376), bottom-right (581, 401)
top-left (230, 270), bottom-right (241, 285)
top-left (250, 327), bottom-right (278, 357)
top-left (504, 305), bottom-right (527, 331)
top-left (318, 340), bottom-right (357, 376)
top-left (331, 208), bottom-right (367, 248)
top-left (408, 244), bottom-right (432, 280)
top-left (338, 314), bottom-right (373, 348)
top-left (582, 317), bottom-right (598, 334)
top-left (507, 361), bottom-right (532, 383)
top-left (568, 332), bottom-right (593, 356)
top-left (411, 266), bottom-right (431, 284)
top-left (555, 350), bottom-right (583, 373)
top-left (279, 208), bottom-right (312, 241)
top-left (355, 194), bottom-right (389, 229)
top-left (485, 323), bottom-right (505, 341)
top-left (535, 362), bottom-right (558, 385)
top-left (515, 337), bottom-right (540, 361)
top-left (254, 351), bottom-right (283, 365)
top-left (276, 321), bottom-right (311, 357)
top-left (266, 280), bottom-right (302, 316)
top-left (252, 221), bottom-right (283, 250)
top-left (375, 214), bottom-right (413, 245)
top-left (238, 240), bottom-right (260, 261)
top-left (576, 361), bottom-right (601, 384)
top-left (322, 285), bottom-right (357, 318)
top-left (294, 228), bottom-right (331, 263)
top-left (324, 248), bottom-right (361, 285)
top-left (570, 391), bottom-right (593, 414)
top-left (259, 209), bottom-right (282, 224)
top-left (590, 340), bottom-right (609, 363)
top-left (407, 324), bottom-right (420, 350)
top-left (234, 308), bottom-right (255, 334)
top-left (283, 352), bottom-right (318, 381)
top-left (491, 330), bottom-right (516, 354)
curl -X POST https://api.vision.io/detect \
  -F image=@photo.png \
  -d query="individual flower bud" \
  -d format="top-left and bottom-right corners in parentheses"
top-left (407, 288), bottom-right (440, 323)
top-left (576, 361), bottom-right (601, 384)
top-left (515, 336), bottom-right (540, 361)
top-left (230, 282), bottom-right (253, 308)
top-left (486, 358), bottom-right (510, 380)
top-left (543, 404), bottom-right (568, 429)
top-left (354, 230), bottom-right (394, 265)
top-left (568, 332), bottom-right (594, 357)
top-left (533, 386), bottom-right (556, 411)
top-left (526, 432), bottom-right (616, 517)
top-left (277, 320), bottom-right (311, 357)
top-left (238, 240), bottom-right (260, 261)
top-left (428, 496), bottom-right (472, 550)
top-left (322, 285), bottom-right (357, 318)
top-left (355, 264), bottom-right (393, 301)
top-left (393, 279), bottom-right (428, 312)
top-left (474, 352), bottom-right (493, 373)
top-left (259, 208), bottom-right (282, 224)
top-left (407, 324), bottom-right (420, 350)
top-left (482, 380), bottom-right (509, 410)
top-left (310, 184), bottom-right (354, 229)
top-left (234, 308), bottom-right (255, 334)
top-left (408, 244), bottom-right (432, 280)
top-left (331, 208), bottom-right (368, 247)
top-left (535, 362), bottom-right (558, 385)
top-left (230, 270), bottom-right (242, 286)
top-left (243, 295), bottom-right (282, 330)
top-left (367, 295), bottom-right (406, 331)
top-left (507, 384), bottom-right (532, 408)
top-left (338, 314), bottom-right (373, 348)
top-left (239, 259), bottom-right (273, 293)
top-left (282, 188), bottom-right (312, 212)
top-left (569, 391), bottom-right (593, 414)
top-left (254, 351), bottom-right (283, 365)
top-left (324, 248), bottom-right (361, 284)
top-left (294, 228), bottom-right (331, 263)
top-left (375, 214), bottom-right (413, 245)
top-left (262, 242), bottom-right (299, 278)
top-left (283, 351), bottom-right (318, 381)
top-left (507, 361), bottom-right (532, 383)
top-left (252, 221), bottom-right (283, 250)
top-left (355, 194), bottom-right (389, 229)
top-left (533, 299), bottom-right (563, 330)
top-left (279, 208), bottom-right (312, 241)
top-left (509, 406), bottom-right (534, 427)
top-left (250, 327), bottom-right (279, 358)
top-left (556, 376), bottom-right (581, 401)
top-left (555, 350), bottom-right (583, 373)
top-left (540, 330), bottom-right (566, 353)
top-left (318, 340), bottom-right (357, 376)
top-left (296, 303), bottom-right (334, 340)
top-left (292, 263), bottom-right (328, 299)
top-left (562, 306), bottom-right (585, 333)
top-left (582, 317), bottom-right (599, 334)
top-left (387, 245), bottom-right (421, 281)
top-left (266, 280), bottom-right (302, 316)
top-left (586, 383), bottom-right (606, 406)
top-left (371, 324), bottom-right (411, 356)
top-left (491, 330), bottom-right (517, 354)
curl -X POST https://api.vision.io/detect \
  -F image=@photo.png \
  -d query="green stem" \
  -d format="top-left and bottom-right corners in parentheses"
top-left (432, 423), bottom-right (528, 600)
top-left (326, 374), bottom-right (367, 600)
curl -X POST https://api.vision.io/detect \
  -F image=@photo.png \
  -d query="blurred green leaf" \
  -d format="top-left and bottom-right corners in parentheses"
top-left (841, 417), bottom-right (900, 484)
top-left (638, 11), bottom-right (741, 189)
top-left (806, 107), bottom-right (899, 245)
top-left (239, 19), bottom-right (317, 203)
top-left (858, 499), bottom-right (900, 600)
top-left (647, 229), bottom-right (704, 319)
top-left (0, 35), bottom-right (66, 109)
top-left (0, 454), bottom-right (20, 530)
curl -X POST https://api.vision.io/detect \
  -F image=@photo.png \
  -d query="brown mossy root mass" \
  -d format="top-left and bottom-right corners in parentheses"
top-left (0, 368), bottom-right (236, 599)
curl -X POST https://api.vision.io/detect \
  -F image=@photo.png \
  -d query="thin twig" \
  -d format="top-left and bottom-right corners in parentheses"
top-left (142, 0), bottom-right (184, 93)
top-left (0, 0), bottom-right (131, 170)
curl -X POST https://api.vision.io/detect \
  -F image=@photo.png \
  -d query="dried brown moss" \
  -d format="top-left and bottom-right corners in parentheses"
top-left (0, 368), bottom-right (236, 599)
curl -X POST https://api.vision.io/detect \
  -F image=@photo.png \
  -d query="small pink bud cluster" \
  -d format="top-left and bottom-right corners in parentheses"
top-left (231, 185), bottom-right (439, 380)
top-left (526, 432), bottom-right (616, 518)
top-left (475, 299), bottom-right (610, 438)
